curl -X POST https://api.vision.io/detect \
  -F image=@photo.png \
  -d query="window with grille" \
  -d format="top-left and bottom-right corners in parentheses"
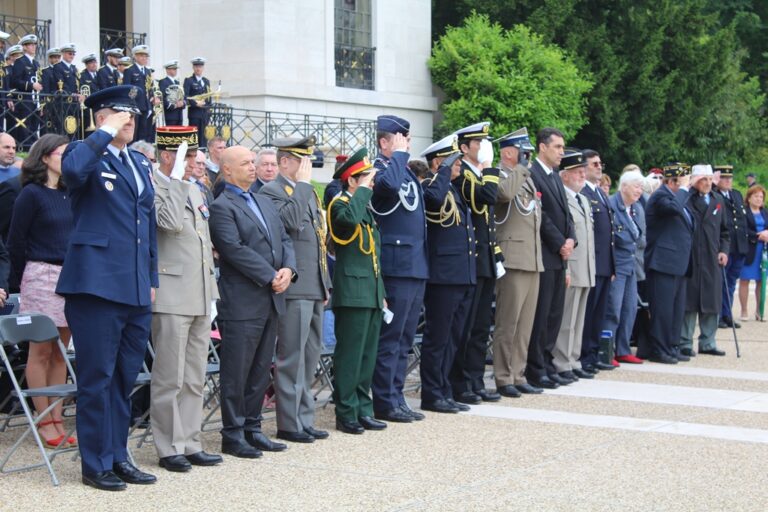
top-left (334, 0), bottom-right (375, 90)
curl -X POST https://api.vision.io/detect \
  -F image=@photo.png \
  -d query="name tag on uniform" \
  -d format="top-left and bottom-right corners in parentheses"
top-left (101, 172), bottom-right (117, 179)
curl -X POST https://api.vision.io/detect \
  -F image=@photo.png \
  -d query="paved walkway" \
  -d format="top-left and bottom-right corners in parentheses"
top-left (1, 316), bottom-right (766, 511)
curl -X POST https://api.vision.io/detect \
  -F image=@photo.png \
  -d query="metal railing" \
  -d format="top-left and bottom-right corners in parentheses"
top-left (205, 104), bottom-right (376, 160)
top-left (99, 29), bottom-right (147, 65)
top-left (335, 44), bottom-right (375, 90)
top-left (0, 90), bottom-right (94, 150)
top-left (0, 14), bottom-right (50, 63)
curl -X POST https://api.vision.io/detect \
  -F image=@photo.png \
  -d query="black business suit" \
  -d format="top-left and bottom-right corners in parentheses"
top-left (526, 159), bottom-right (576, 382)
top-left (209, 184), bottom-right (296, 446)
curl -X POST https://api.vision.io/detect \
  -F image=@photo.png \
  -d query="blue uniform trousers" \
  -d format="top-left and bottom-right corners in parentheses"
top-left (421, 284), bottom-right (474, 403)
top-left (721, 253), bottom-right (745, 319)
top-left (603, 272), bottom-right (638, 357)
top-left (580, 275), bottom-right (611, 367)
top-left (65, 293), bottom-right (151, 476)
top-left (372, 277), bottom-right (426, 413)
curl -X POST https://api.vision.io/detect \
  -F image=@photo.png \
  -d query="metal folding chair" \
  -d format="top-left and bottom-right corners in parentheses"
top-left (310, 345), bottom-right (336, 407)
top-left (0, 313), bottom-right (78, 486)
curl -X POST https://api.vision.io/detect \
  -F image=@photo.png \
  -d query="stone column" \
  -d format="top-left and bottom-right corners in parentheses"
top-left (37, 0), bottom-right (100, 59)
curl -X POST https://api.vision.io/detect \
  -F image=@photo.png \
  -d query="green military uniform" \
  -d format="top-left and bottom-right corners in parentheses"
top-left (327, 160), bottom-right (386, 424)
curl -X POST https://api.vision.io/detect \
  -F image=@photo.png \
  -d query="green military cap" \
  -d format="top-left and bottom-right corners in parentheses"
top-left (333, 147), bottom-right (374, 181)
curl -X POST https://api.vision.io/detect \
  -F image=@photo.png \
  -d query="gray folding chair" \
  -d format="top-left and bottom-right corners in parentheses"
top-left (310, 345), bottom-right (336, 407)
top-left (0, 294), bottom-right (23, 430)
top-left (0, 314), bottom-right (78, 486)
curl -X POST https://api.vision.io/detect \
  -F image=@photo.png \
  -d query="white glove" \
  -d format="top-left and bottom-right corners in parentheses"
top-left (478, 139), bottom-right (494, 167)
top-left (170, 141), bottom-right (188, 180)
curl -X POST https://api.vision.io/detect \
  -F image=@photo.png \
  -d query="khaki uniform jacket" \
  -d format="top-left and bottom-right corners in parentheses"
top-left (152, 169), bottom-right (219, 316)
top-left (565, 191), bottom-right (596, 288)
top-left (494, 163), bottom-right (544, 273)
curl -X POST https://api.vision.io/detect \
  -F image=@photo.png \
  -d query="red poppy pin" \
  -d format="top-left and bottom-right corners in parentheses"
top-left (536, 191), bottom-right (542, 199)
top-left (714, 203), bottom-right (721, 215)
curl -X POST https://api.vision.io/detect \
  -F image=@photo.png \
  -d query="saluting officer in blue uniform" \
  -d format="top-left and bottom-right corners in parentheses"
top-left (370, 114), bottom-right (428, 423)
top-left (419, 135), bottom-right (477, 414)
top-left (57, 85), bottom-right (159, 491)
top-left (450, 122), bottom-right (502, 404)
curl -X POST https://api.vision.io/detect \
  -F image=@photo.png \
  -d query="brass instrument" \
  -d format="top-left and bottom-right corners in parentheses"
top-left (152, 80), bottom-right (164, 126)
top-left (187, 82), bottom-right (227, 104)
top-left (79, 84), bottom-right (96, 139)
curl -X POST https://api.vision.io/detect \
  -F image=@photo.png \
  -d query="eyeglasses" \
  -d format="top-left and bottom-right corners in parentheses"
top-left (592, 162), bottom-right (605, 168)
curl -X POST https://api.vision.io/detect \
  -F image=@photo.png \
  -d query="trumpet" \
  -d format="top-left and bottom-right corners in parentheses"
top-left (188, 82), bottom-right (227, 103)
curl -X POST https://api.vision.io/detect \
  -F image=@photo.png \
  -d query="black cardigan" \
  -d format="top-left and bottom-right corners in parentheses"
top-left (745, 207), bottom-right (768, 266)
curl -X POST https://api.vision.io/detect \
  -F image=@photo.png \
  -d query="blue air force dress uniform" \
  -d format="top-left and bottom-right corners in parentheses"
top-left (643, 163), bottom-right (694, 363)
top-left (419, 136), bottom-right (477, 413)
top-left (10, 35), bottom-right (41, 150)
top-left (715, 165), bottom-right (749, 325)
top-left (56, 85), bottom-right (159, 484)
top-left (158, 60), bottom-right (184, 126)
top-left (123, 45), bottom-right (154, 142)
top-left (183, 58), bottom-right (212, 148)
top-left (450, 122), bottom-right (501, 403)
top-left (96, 48), bottom-right (122, 91)
top-left (370, 115), bottom-right (428, 422)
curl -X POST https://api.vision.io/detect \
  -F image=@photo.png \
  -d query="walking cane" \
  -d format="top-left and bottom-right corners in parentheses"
top-left (721, 265), bottom-right (741, 358)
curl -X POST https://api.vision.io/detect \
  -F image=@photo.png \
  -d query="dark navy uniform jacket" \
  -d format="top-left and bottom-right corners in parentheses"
top-left (11, 54), bottom-right (39, 92)
top-left (56, 129), bottom-right (159, 306)
top-left (122, 64), bottom-right (150, 113)
top-left (371, 150), bottom-right (429, 280)
top-left (581, 183), bottom-right (615, 277)
top-left (422, 164), bottom-right (476, 286)
top-left (79, 69), bottom-right (99, 92)
top-left (159, 76), bottom-right (183, 125)
top-left (644, 184), bottom-right (693, 277)
top-left (454, 161), bottom-right (500, 278)
top-left (95, 65), bottom-right (118, 90)
top-left (183, 75), bottom-right (211, 121)
top-left (52, 60), bottom-right (79, 93)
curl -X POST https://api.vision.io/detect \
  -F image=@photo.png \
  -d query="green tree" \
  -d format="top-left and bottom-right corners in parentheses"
top-left (428, 13), bottom-right (593, 140)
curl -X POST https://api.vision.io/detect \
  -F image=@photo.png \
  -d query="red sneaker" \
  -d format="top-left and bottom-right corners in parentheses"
top-left (616, 354), bottom-right (644, 364)
top-left (611, 358), bottom-right (621, 367)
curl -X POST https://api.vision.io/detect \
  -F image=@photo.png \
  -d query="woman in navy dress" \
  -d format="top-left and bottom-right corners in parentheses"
top-left (738, 185), bottom-right (768, 321)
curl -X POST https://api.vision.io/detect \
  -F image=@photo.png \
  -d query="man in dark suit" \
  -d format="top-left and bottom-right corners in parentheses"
top-left (643, 163), bottom-right (694, 363)
top-left (158, 60), bottom-right (184, 126)
top-left (183, 57), bottom-right (212, 148)
top-left (209, 145), bottom-right (297, 459)
top-left (580, 149), bottom-right (616, 373)
top-left (57, 85), bottom-right (159, 490)
top-left (526, 127), bottom-right (575, 389)
top-left (715, 165), bottom-right (748, 328)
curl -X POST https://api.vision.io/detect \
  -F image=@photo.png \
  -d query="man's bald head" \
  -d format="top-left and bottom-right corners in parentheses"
top-left (221, 145), bottom-right (256, 191)
top-left (0, 133), bottom-right (18, 167)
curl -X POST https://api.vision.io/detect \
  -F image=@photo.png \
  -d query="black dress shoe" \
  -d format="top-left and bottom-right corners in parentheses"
top-left (474, 388), bottom-right (502, 402)
top-left (447, 398), bottom-right (470, 411)
top-left (358, 416), bottom-right (387, 430)
top-left (222, 441), bottom-right (262, 459)
top-left (680, 348), bottom-right (696, 357)
top-left (159, 454), bottom-right (192, 472)
top-left (277, 429), bottom-right (315, 443)
top-left (595, 361), bottom-right (615, 371)
top-left (515, 383), bottom-right (543, 394)
top-left (718, 320), bottom-right (728, 328)
top-left (304, 426), bottom-right (329, 440)
top-left (699, 348), bottom-right (726, 356)
top-left (82, 471), bottom-right (127, 491)
top-left (112, 461), bottom-right (157, 485)
top-left (400, 404), bottom-right (425, 421)
top-left (454, 391), bottom-right (482, 405)
top-left (421, 399), bottom-right (460, 413)
top-left (186, 451), bottom-right (223, 466)
top-left (336, 418), bottom-right (365, 434)
top-left (497, 384), bottom-right (521, 398)
top-left (529, 377), bottom-right (559, 389)
top-left (676, 353), bottom-right (691, 362)
top-left (375, 408), bottom-right (413, 423)
top-left (549, 374), bottom-right (573, 385)
top-left (572, 368), bottom-right (594, 379)
top-left (649, 354), bottom-right (678, 364)
top-left (582, 364), bottom-right (599, 374)
top-left (245, 431), bottom-right (288, 451)
top-left (558, 371), bottom-right (579, 381)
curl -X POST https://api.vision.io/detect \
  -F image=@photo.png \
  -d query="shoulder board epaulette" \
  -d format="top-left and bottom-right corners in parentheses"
top-left (463, 169), bottom-right (480, 182)
top-left (340, 195), bottom-right (350, 202)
